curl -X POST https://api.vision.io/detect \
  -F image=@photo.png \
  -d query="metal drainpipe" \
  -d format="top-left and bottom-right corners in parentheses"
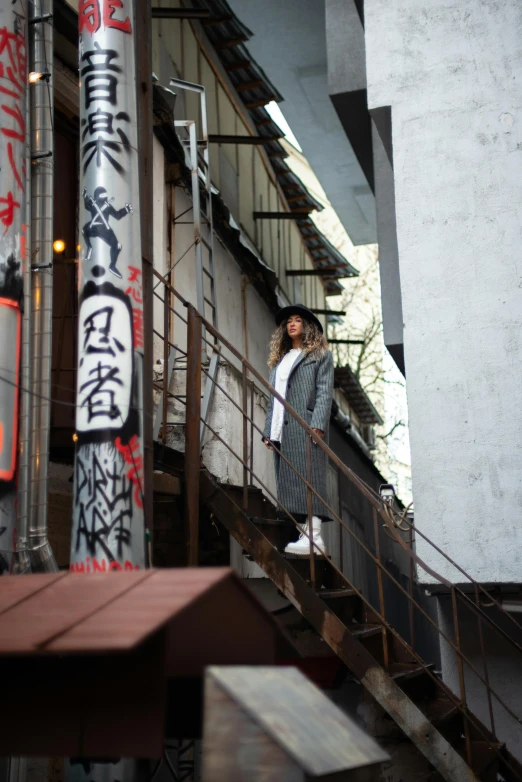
top-left (28, 0), bottom-right (58, 572)
top-left (15, 34), bottom-right (34, 576)
top-left (0, 0), bottom-right (30, 575)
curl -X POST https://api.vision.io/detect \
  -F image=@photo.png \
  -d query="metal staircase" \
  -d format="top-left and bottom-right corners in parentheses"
top-left (151, 273), bottom-right (522, 782)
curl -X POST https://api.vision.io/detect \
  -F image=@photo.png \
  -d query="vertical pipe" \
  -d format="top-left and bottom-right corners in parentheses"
top-left (28, 0), bottom-right (57, 572)
top-left (14, 45), bottom-right (33, 576)
top-left (373, 507), bottom-right (389, 669)
top-left (307, 434), bottom-right (315, 590)
top-left (475, 583), bottom-right (495, 734)
top-left (185, 306), bottom-right (201, 566)
top-left (162, 286), bottom-right (169, 443)
top-left (408, 525), bottom-right (416, 653)
top-left (241, 274), bottom-right (248, 359)
top-left (249, 380), bottom-right (254, 485)
top-left (337, 467), bottom-right (343, 572)
top-left (70, 0), bottom-right (145, 573)
top-left (242, 363), bottom-right (248, 511)
top-left (452, 587), bottom-right (472, 765)
top-left (0, 0), bottom-right (29, 575)
top-left (136, 0), bottom-right (154, 573)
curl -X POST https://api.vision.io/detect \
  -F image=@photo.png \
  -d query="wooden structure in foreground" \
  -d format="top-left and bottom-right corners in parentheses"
top-left (203, 666), bottom-right (389, 782)
top-left (0, 569), bottom-right (295, 757)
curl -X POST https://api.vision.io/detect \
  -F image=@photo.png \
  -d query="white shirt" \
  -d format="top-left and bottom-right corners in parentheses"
top-left (270, 349), bottom-right (302, 442)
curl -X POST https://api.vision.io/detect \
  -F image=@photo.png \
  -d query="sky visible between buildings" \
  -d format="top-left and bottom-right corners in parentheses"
top-left (267, 102), bottom-right (413, 506)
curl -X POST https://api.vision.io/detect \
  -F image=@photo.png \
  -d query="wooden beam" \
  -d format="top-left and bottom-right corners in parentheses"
top-left (286, 268), bottom-right (351, 277)
top-left (255, 117), bottom-right (275, 127)
top-left (327, 339), bottom-right (365, 345)
top-left (245, 96), bottom-right (275, 110)
top-left (225, 59), bottom-right (251, 72)
top-left (253, 211), bottom-right (312, 221)
top-left (290, 206), bottom-right (316, 213)
top-left (286, 194), bottom-right (306, 203)
top-left (208, 134), bottom-right (282, 145)
top-left (268, 150), bottom-right (287, 159)
top-left (215, 36), bottom-right (248, 50)
top-left (282, 184), bottom-right (301, 191)
top-left (236, 79), bottom-right (263, 93)
top-left (312, 308), bottom-right (346, 316)
top-left (202, 15), bottom-right (232, 27)
top-left (151, 7), bottom-right (210, 18)
top-left (303, 232), bottom-right (320, 241)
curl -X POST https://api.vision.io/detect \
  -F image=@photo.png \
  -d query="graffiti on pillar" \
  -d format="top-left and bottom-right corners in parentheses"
top-left (72, 0), bottom-right (145, 572)
top-left (77, 282), bottom-right (134, 434)
top-left (0, 0), bottom-right (27, 575)
top-left (82, 187), bottom-right (132, 278)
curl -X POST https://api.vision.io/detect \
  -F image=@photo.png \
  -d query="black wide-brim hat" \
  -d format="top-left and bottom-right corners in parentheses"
top-left (275, 304), bottom-right (323, 334)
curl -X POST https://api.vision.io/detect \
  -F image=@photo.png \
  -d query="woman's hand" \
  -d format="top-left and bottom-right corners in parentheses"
top-left (263, 438), bottom-right (274, 450)
top-left (311, 428), bottom-right (324, 443)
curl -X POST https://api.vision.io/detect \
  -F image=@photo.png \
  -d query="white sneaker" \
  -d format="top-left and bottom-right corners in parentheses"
top-left (284, 516), bottom-right (325, 556)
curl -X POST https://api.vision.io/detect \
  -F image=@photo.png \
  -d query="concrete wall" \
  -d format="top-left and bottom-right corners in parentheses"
top-left (364, 0), bottom-right (522, 583)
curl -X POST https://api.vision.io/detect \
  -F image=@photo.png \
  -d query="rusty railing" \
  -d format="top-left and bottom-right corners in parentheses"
top-left (152, 268), bottom-right (522, 777)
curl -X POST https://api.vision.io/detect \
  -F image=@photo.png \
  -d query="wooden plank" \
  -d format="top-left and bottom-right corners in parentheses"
top-left (0, 572), bottom-right (67, 616)
top-left (0, 571), bottom-right (154, 654)
top-left (46, 568), bottom-right (231, 652)
top-left (209, 666), bottom-right (388, 776)
top-left (202, 675), bottom-right (301, 782)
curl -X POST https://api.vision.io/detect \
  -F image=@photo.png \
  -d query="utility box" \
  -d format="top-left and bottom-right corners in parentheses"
top-left (202, 666), bottom-right (388, 781)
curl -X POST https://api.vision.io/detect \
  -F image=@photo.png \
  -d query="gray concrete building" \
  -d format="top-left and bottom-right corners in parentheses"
top-left (325, 0), bottom-right (522, 763)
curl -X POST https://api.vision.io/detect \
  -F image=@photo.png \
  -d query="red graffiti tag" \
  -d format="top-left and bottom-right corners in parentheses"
top-left (0, 23), bottom-right (26, 218)
top-left (132, 306), bottom-right (144, 349)
top-left (0, 26), bottom-right (26, 100)
top-left (115, 434), bottom-right (144, 509)
top-left (70, 557), bottom-right (140, 573)
top-left (79, 0), bottom-right (132, 35)
top-left (0, 191), bottom-right (20, 234)
top-left (126, 265), bottom-right (144, 348)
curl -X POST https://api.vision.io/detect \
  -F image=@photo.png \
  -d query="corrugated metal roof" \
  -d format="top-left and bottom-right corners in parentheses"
top-left (192, 0), bottom-right (358, 292)
top-left (334, 366), bottom-right (383, 425)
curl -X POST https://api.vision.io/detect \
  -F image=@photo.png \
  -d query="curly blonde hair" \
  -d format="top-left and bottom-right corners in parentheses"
top-left (268, 316), bottom-right (328, 368)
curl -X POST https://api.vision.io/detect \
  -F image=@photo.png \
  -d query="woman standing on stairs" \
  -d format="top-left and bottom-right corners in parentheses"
top-left (262, 305), bottom-right (334, 555)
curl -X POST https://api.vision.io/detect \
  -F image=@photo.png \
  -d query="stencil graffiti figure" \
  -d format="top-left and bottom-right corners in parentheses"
top-left (82, 186), bottom-right (132, 278)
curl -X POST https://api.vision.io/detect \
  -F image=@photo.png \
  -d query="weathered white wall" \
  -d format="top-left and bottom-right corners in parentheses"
top-left (364, 0), bottom-right (522, 583)
top-left (151, 180), bottom-right (278, 498)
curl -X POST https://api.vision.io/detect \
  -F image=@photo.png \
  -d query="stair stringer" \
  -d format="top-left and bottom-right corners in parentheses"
top-left (200, 471), bottom-right (479, 782)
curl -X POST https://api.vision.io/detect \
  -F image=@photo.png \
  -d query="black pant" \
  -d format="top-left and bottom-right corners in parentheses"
top-left (83, 223), bottom-right (121, 267)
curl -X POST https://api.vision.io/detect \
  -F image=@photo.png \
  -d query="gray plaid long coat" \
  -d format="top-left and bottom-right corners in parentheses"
top-left (263, 350), bottom-right (334, 519)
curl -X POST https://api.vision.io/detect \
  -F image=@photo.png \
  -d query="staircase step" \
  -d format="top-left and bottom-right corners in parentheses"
top-left (467, 740), bottom-right (503, 782)
top-left (349, 623), bottom-right (383, 640)
top-left (250, 516), bottom-right (298, 549)
top-left (390, 662), bottom-right (436, 682)
top-left (315, 588), bottom-right (357, 599)
top-left (421, 695), bottom-right (462, 728)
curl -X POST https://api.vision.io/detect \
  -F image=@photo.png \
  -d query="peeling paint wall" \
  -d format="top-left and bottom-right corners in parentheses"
top-left (364, 0), bottom-right (522, 583)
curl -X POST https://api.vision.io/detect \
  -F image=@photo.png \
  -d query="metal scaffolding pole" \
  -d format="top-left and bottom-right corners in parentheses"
top-left (70, 0), bottom-right (145, 573)
top-left (0, 0), bottom-right (30, 575)
top-left (28, 0), bottom-right (58, 571)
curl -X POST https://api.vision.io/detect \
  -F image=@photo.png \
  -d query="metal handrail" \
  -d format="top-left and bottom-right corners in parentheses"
top-left (153, 267), bottom-right (522, 630)
top-left (153, 268), bottom-right (522, 775)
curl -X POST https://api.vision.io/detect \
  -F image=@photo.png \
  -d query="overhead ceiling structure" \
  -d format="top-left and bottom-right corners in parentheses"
top-left (214, 0), bottom-right (376, 246)
top-left (192, 0), bottom-right (360, 294)
top-left (334, 365), bottom-right (383, 425)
